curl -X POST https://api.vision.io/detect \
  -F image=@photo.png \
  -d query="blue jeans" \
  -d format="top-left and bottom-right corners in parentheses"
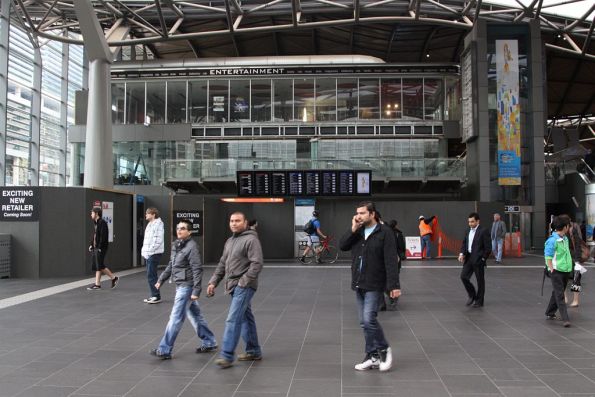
top-left (421, 234), bottom-right (431, 258)
top-left (146, 254), bottom-right (162, 299)
top-left (158, 285), bottom-right (217, 355)
top-left (220, 286), bottom-right (261, 362)
top-left (491, 238), bottom-right (503, 262)
top-left (355, 289), bottom-right (389, 354)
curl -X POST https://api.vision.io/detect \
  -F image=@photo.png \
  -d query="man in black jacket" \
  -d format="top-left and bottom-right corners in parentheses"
top-left (340, 201), bottom-right (401, 372)
top-left (86, 207), bottom-right (119, 290)
top-left (458, 212), bottom-right (491, 307)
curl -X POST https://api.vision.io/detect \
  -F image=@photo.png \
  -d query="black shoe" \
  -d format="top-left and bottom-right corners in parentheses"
top-left (472, 302), bottom-right (483, 308)
top-left (150, 348), bottom-right (172, 360)
top-left (379, 304), bottom-right (387, 312)
top-left (111, 276), bottom-right (119, 289)
top-left (466, 297), bottom-right (475, 306)
top-left (196, 345), bottom-right (218, 353)
top-left (86, 284), bottom-right (101, 290)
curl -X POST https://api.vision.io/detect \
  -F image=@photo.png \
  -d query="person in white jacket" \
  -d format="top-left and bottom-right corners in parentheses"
top-left (142, 207), bottom-right (165, 303)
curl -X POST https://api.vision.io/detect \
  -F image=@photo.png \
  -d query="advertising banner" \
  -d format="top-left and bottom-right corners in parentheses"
top-left (496, 39), bottom-right (521, 185)
top-left (0, 187), bottom-right (39, 221)
top-left (405, 236), bottom-right (422, 259)
top-left (102, 201), bottom-right (114, 242)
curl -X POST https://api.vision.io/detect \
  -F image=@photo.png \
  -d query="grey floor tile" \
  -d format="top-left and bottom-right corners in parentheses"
top-left (14, 386), bottom-right (78, 397)
top-left (294, 363), bottom-right (341, 379)
top-left (236, 366), bottom-right (294, 393)
top-left (178, 384), bottom-right (239, 397)
top-left (499, 386), bottom-right (559, 397)
top-left (442, 375), bottom-right (500, 394)
top-left (124, 376), bottom-right (191, 397)
top-left (74, 380), bottom-right (138, 396)
top-left (536, 373), bottom-right (595, 394)
top-left (38, 366), bottom-right (103, 387)
top-left (288, 379), bottom-right (340, 397)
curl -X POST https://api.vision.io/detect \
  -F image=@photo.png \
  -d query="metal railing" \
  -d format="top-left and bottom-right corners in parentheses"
top-left (161, 158), bottom-right (466, 182)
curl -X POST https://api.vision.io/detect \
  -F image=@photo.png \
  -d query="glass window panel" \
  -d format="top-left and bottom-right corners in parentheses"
top-left (126, 82), bottom-right (145, 124)
top-left (381, 78), bottom-right (402, 119)
top-left (293, 78), bottom-right (314, 122)
top-left (273, 79), bottom-right (292, 122)
top-left (445, 76), bottom-right (461, 121)
top-left (251, 79), bottom-right (271, 122)
top-left (40, 146), bottom-right (62, 174)
top-left (41, 95), bottom-right (60, 116)
top-left (189, 80), bottom-right (207, 123)
top-left (337, 78), bottom-right (358, 121)
top-left (424, 78), bottom-right (443, 120)
top-left (209, 80), bottom-right (228, 122)
top-left (146, 81), bottom-right (165, 124)
top-left (166, 81), bottom-right (187, 123)
top-left (316, 78), bottom-right (336, 122)
top-left (112, 83), bottom-right (125, 123)
top-left (40, 171), bottom-right (61, 186)
top-left (229, 80), bottom-right (250, 122)
top-left (6, 99), bottom-right (31, 139)
top-left (402, 78), bottom-right (423, 120)
top-left (5, 137), bottom-right (30, 185)
top-left (359, 79), bottom-right (379, 119)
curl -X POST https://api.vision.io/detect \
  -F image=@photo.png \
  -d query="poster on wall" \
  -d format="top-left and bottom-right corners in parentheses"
top-left (461, 45), bottom-right (475, 143)
top-left (405, 236), bottom-right (422, 259)
top-left (496, 39), bottom-right (521, 185)
top-left (0, 187), bottom-right (39, 221)
top-left (586, 194), bottom-right (595, 242)
top-left (102, 201), bottom-right (114, 242)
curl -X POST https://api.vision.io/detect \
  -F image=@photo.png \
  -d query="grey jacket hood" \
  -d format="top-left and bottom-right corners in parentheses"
top-left (209, 229), bottom-right (263, 294)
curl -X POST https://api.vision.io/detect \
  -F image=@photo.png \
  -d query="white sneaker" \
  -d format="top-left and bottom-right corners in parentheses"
top-left (378, 347), bottom-right (392, 372)
top-left (354, 353), bottom-right (379, 371)
top-left (143, 297), bottom-right (161, 304)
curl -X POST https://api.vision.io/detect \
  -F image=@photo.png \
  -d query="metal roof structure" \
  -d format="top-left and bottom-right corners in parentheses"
top-left (7, 0), bottom-right (595, 121)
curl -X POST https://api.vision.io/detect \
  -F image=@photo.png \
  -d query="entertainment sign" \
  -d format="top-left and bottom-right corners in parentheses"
top-left (0, 187), bottom-right (39, 221)
top-left (237, 170), bottom-right (371, 197)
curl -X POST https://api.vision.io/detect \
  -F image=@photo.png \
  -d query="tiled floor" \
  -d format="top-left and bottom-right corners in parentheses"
top-left (0, 257), bottom-right (594, 397)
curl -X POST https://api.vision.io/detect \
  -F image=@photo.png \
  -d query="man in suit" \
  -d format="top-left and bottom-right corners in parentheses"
top-left (458, 212), bottom-right (491, 307)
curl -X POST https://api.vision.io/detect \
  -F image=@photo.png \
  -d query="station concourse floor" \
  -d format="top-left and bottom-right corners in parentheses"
top-left (1, 257), bottom-right (595, 397)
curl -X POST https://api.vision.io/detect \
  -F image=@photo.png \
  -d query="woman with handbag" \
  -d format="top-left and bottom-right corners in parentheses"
top-left (560, 215), bottom-right (589, 307)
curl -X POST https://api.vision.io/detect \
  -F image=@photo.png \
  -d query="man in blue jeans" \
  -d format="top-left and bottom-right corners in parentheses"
top-left (340, 201), bottom-right (401, 372)
top-left (207, 212), bottom-right (263, 369)
top-left (141, 207), bottom-right (164, 304)
top-left (150, 220), bottom-right (217, 359)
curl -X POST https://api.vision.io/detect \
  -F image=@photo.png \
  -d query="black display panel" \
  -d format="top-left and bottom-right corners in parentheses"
top-left (254, 171), bottom-right (271, 196)
top-left (304, 171), bottom-right (320, 196)
top-left (338, 171), bottom-right (355, 195)
top-left (238, 172), bottom-right (253, 195)
top-left (288, 171), bottom-right (304, 195)
top-left (321, 171), bottom-right (337, 195)
top-left (271, 172), bottom-right (287, 195)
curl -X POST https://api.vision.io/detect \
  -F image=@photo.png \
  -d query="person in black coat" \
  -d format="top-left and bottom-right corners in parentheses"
top-left (340, 201), bottom-right (400, 372)
top-left (458, 212), bottom-right (491, 307)
top-left (86, 207), bottom-right (119, 290)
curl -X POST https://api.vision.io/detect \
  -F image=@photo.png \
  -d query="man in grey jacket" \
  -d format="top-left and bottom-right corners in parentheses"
top-left (150, 220), bottom-right (217, 360)
top-left (207, 212), bottom-right (263, 368)
top-left (491, 213), bottom-right (507, 264)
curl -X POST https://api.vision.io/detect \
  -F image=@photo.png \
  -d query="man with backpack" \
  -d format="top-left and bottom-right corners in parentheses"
top-left (300, 210), bottom-right (327, 264)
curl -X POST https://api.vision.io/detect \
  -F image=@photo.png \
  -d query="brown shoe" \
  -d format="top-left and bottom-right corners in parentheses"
top-left (215, 357), bottom-right (233, 368)
top-left (237, 353), bottom-right (262, 361)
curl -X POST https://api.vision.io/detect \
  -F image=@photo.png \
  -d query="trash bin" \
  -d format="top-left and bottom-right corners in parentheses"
top-left (0, 234), bottom-right (10, 278)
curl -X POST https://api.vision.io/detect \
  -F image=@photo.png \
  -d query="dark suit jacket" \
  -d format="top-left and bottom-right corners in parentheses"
top-left (460, 225), bottom-right (491, 265)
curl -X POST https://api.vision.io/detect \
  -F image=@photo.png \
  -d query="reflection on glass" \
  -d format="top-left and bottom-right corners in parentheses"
top-left (146, 82), bottom-right (165, 124)
top-left (444, 77), bottom-right (461, 120)
top-left (252, 80), bottom-right (271, 122)
top-left (424, 78), bottom-right (443, 120)
top-left (167, 81), bottom-right (187, 123)
top-left (209, 80), bottom-right (228, 122)
top-left (316, 78), bottom-right (336, 121)
top-left (273, 79), bottom-right (292, 122)
top-left (111, 83), bottom-right (125, 123)
top-left (294, 79), bottom-right (314, 122)
top-left (359, 79), bottom-right (379, 119)
top-left (188, 80), bottom-right (207, 123)
top-left (402, 78), bottom-right (423, 120)
top-left (230, 80), bottom-right (250, 122)
top-left (337, 79), bottom-right (357, 121)
top-left (126, 82), bottom-right (145, 124)
top-left (381, 79), bottom-right (401, 119)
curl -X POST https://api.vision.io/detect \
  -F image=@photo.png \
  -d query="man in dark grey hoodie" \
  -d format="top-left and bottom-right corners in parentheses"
top-left (207, 212), bottom-right (263, 368)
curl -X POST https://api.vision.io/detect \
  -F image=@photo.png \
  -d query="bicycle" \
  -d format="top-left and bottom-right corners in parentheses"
top-left (297, 236), bottom-right (339, 264)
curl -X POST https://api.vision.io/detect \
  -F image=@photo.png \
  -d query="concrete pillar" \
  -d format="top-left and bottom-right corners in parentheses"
top-left (83, 59), bottom-right (113, 188)
top-left (60, 35), bottom-right (69, 186)
top-left (30, 49), bottom-right (42, 186)
top-left (0, 0), bottom-right (10, 186)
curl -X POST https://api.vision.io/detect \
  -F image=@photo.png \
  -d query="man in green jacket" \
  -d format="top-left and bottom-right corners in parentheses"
top-left (544, 216), bottom-right (573, 328)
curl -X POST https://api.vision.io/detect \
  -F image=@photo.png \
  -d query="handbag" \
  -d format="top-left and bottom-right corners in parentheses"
top-left (579, 240), bottom-right (590, 263)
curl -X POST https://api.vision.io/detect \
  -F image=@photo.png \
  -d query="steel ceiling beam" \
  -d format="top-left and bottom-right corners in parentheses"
top-left (154, 0), bottom-right (168, 38)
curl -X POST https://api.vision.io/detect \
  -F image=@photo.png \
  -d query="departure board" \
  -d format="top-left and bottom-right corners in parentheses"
top-left (304, 171), bottom-right (320, 195)
top-left (321, 171), bottom-right (337, 195)
top-left (271, 172), bottom-right (287, 195)
top-left (254, 172), bottom-right (271, 196)
top-left (237, 170), bottom-right (370, 196)
top-left (288, 172), bottom-right (304, 195)
top-left (238, 172), bottom-right (253, 195)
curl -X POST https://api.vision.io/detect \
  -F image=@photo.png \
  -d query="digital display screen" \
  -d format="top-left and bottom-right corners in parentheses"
top-left (237, 172), bottom-right (253, 196)
top-left (356, 171), bottom-right (371, 195)
top-left (254, 172), bottom-right (271, 196)
top-left (304, 171), bottom-right (320, 196)
top-left (321, 171), bottom-right (337, 195)
top-left (338, 171), bottom-right (354, 195)
top-left (288, 172), bottom-right (304, 195)
top-left (271, 172), bottom-right (287, 195)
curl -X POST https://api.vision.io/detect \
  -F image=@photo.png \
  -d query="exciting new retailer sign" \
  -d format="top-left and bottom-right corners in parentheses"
top-left (1, 187), bottom-right (39, 221)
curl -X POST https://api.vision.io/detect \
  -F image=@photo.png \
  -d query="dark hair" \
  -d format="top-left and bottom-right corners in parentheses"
top-left (312, 210), bottom-right (319, 217)
top-left (558, 214), bottom-right (571, 223)
top-left (375, 210), bottom-right (382, 221)
top-left (91, 207), bottom-right (102, 218)
top-left (553, 216), bottom-right (569, 231)
top-left (357, 201), bottom-right (376, 215)
top-left (230, 211), bottom-right (247, 221)
top-left (468, 212), bottom-right (480, 221)
top-left (177, 219), bottom-right (193, 231)
top-left (146, 207), bottom-right (160, 218)
top-left (388, 219), bottom-right (397, 229)
top-left (248, 219), bottom-right (257, 227)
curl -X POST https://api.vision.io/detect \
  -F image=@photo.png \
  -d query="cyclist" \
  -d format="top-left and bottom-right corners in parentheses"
top-left (300, 210), bottom-right (327, 264)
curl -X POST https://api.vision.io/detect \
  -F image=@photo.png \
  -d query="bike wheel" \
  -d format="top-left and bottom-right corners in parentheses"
top-left (320, 245), bottom-right (339, 264)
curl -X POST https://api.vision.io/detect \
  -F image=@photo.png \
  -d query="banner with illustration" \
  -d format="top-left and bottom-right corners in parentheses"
top-left (496, 40), bottom-right (521, 185)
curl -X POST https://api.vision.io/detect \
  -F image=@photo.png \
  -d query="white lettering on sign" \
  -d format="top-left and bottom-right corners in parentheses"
top-left (2, 190), bottom-right (33, 197)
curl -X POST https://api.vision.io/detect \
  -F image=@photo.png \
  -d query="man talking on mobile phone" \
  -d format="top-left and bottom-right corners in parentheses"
top-left (340, 201), bottom-right (401, 372)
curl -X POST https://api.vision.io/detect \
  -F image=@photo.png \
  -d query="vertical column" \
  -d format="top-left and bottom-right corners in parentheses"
top-left (83, 59), bottom-right (113, 188)
top-left (0, 0), bottom-right (10, 186)
top-left (529, 19), bottom-right (546, 248)
top-left (60, 35), bottom-right (69, 186)
top-left (30, 48), bottom-right (42, 186)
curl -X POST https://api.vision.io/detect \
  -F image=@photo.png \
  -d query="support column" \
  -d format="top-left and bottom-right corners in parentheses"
top-left (83, 59), bottom-right (113, 188)
top-left (60, 34), bottom-right (69, 186)
top-left (0, 0), bottom-right (10, 186)
top-left (30, 48), bottom-right (42, 186)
